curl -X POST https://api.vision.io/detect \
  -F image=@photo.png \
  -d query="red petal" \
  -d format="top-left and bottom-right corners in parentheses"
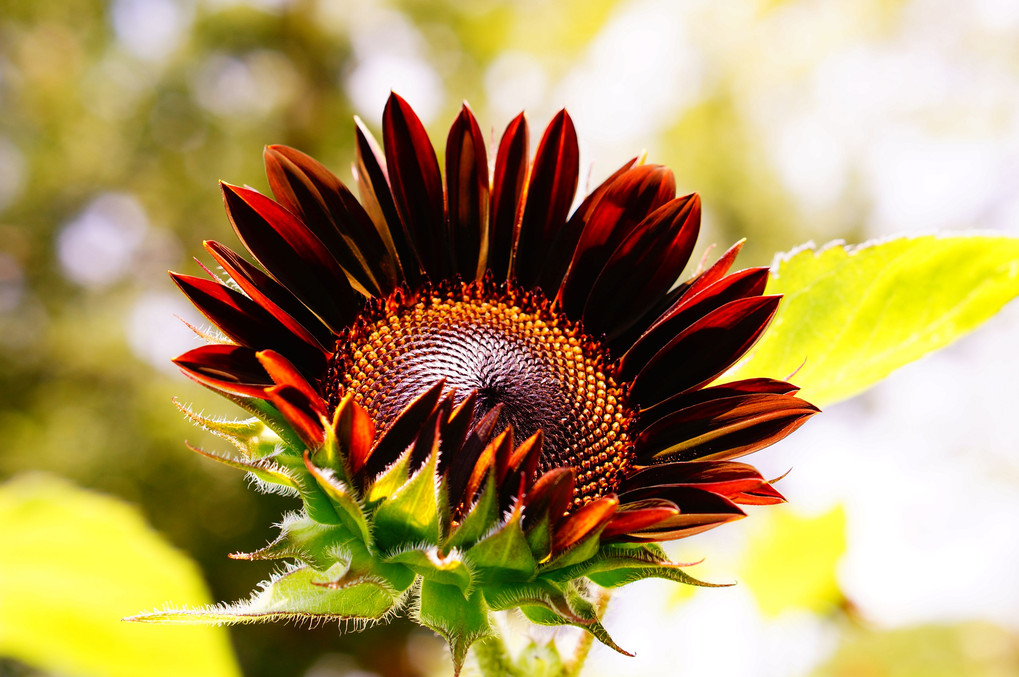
top-left (463, 428), bottom-right (513, 512)
top-left (522, 467), bottom-right (575, 531)
top-left (173, 344), bottom-right (271, 398)
top-left (383, 93), bottom-right (447, 280)
top-left (583, 193), bottom-right (700, 340)
top-left (684, 239), bottom-right (746, 299)
top-left (557, 164), bottom-right (676, 318)
top-left (444, 403), bottom-right (504, 504)
top-left (203, 240), bottom-right (333, 351)
top-left (600, 499), bottom-right (680, 540)
top-left (538, 157), bottom-right (638, 295)
top-left (332, 393), bottom-right (376, 477)
top-left (513, 109), bottom-right (579, 292)
top-left (445, 104), bottom-right (490, 281)
top-left (256, 349), bottom-right (327, 418)
top-left (488, 113), bottom-right (528, 281)
top-left (437, 391), bottom-right (477, 475)
top-left (629, 295), bottom-right (783, 408)
top-left (353, 117), bottom-right (421, 286)
top-left (221, 183), bottom-right (361, 333)
top-left (615, 486), bottom-right (745, 541)
top-left (265, 384), bottom-right (326, 448)
top-left (551, 495), bottom-right (619, 554)
top-left (621, 461), bottom-right (787, 505)
top-left (171, 272), bottom-right (326, 376)
top-left (265, 145), bottom-right (398, 296)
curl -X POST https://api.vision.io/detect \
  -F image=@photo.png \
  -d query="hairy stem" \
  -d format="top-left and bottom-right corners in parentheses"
top-left (563, 587), bottom-right (613, 677)
top-left (474, 634), bottom-right (522, 677)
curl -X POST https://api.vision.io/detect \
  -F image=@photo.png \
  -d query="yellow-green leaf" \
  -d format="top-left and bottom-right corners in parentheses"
top-left (725, 235), bottom-right (1019, 407)
top-left (0, 474), bottom-right (240, 677)
top-left (739, 504), bottom-right (847, 616)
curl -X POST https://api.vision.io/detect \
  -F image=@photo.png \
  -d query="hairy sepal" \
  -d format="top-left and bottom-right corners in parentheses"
top-left (417, 580), bottom-right (493, 676)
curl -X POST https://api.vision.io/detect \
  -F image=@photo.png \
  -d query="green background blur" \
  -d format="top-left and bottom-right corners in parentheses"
top-left (2, 0), bottom-right (1019, 676)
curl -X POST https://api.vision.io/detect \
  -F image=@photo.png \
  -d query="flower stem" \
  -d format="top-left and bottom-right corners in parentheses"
top-left (563, 587), bottom-right (613, 677)
top-left (474, 634), bottom-right (522, 677)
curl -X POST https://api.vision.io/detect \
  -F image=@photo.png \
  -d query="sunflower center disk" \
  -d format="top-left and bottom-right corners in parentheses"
top-left (331, 282), bottom-right (635, 504)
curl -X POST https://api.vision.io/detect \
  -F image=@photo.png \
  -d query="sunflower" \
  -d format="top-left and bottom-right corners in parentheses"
top-left (158, 93), bottom-right (818, 672)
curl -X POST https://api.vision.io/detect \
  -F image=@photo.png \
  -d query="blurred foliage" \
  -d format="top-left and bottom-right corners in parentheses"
top-left (811, 623), bottom-right (1019, 677)
top-left (739, 505), bottom-right (847, 617)
top-left (0, 474), bottom-right (239, 677)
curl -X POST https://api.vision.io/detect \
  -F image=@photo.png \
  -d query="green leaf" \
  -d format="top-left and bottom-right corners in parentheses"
top-left (131, 562), bottom-right (404, 625)
top-left (365, 449), bottom-right (412, 506)
top-left (739, 505), bottom-right (847, 616)
top-left (482, 580), bottom-right (587, 624)
top-left (0, 474), bottom-right (240, 677)
top-left (417, 580), bottom-right (492, 676)
top-left (185, 443), bottom-right (300, 495)
top-left (385, 546), bottom-right (473, 593)
top-left (304, 460), bottom-right (373, 547)
top-left (466, 507), bottom-right (537, 585)
top-left (231, 512), bottom-right (357, 571)
top-left (174, 398), bottom-right (281, 459)
top-left (372, 447), bottom-right (441, 551)
top-left (724, 235), bottom-right (1019, 407)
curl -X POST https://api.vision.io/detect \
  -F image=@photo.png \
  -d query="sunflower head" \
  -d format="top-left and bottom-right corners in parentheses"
top-left (150, 93), bottom-right (818, 673)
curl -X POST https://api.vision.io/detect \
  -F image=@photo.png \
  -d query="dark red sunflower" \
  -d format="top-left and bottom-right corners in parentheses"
top-left (162, 92), bottom-right (818, 668)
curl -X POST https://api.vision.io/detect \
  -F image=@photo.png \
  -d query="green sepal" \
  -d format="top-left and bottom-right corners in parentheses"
top-left (365, 449), bottom-right (412, 507)
top-left (232, 512), bottom-right (357, 571)
top-left (465, 505), bottom-right (536, 585)
top-left (523, 511), bottom-right (552, 563)
top-left (176, 399), bottom-right (283, 459)
top-left (544, 542), bottom-right (672, 583)
top-left (514, 640), bottom-right (565, 677)
top-left (587, 562), bottom-right (730, 589)
top-left (446, 476), bottom-right (498, 551)
top-left (482, 580), bottom-right (587, 624)
top-left (417, 580), bottom-right (492, 676)
top-left (221, 392), bottom-right (306, 453)
top-left (185, 443), bottom-right (299, 494)
top-left (304, 459), bottom-right (372, 547)
top-left (384, 546), bottom-right (473, 593)
top-left (131, 562), bottom-right (404, 625)
top-left (372, 447), bottom-right (440, 551)
top-left (311, 428), bottom-right (354, 488)
top-left (520, 582), bottom-right (632, 657)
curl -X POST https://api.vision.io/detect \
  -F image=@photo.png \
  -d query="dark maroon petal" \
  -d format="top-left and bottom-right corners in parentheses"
top-left (488, 113), bottom-right (528, 281)
top-left (383, 93), bottom-right (447, 280)
top-left (551, 495), bottom-right (618, 554)
top-left (173, 344), bottom-right (271, 398)
top-left (266, 384), bottom-right (326, 448)
top-left (600, 499), bottom-right (680, 540)
top-left (512, 110), bottom-right (579, 292)
top-left (445, 104), bottom-right (490, 281)
top-left (619, 267), bottom-right (770, 381)
top-left (629, 295), bottom-right (783, 407)
top-left (204, 241), bottom-right (334, 350)
top-left (501, 430), bottom-right (543, 497)
top-left (522, 467), bottom-right (575, 531)
top-left (265, 145), bottom-right (398, 296)
top-left (409, 397), bottom-right (452, 471)
top-left (362, 379), bottom-right (446, 480)
top-left (256, 349), bottom-right (327, 417)
top-left (557, 164), bottom-right (676, 319)
top-left (583, 193), bottom-right (701, 341)
top-left (634, 393), bottom-right (819, 463)
top-left (637, 376), bottom-right (801, 426)
top-left (353, 117), bottom-right (422, 287)
top-left (538, 157), bottom-right (637, 296)
top-left (444, 404), bottom-right (504, 506)
top-left (437, 391), bottom-right (477, 475)
top-left (171, 272), bottom-right (327, 376)
top-left (221, 183), bottom-right (361, 334)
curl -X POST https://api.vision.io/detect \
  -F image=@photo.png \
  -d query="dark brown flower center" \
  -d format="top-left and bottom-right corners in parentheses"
top-left (326, 281), bottom-right (635, 504)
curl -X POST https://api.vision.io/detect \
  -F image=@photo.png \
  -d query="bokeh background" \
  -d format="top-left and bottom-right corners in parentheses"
top-left (2, 0), bottom-right (1019, 675)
